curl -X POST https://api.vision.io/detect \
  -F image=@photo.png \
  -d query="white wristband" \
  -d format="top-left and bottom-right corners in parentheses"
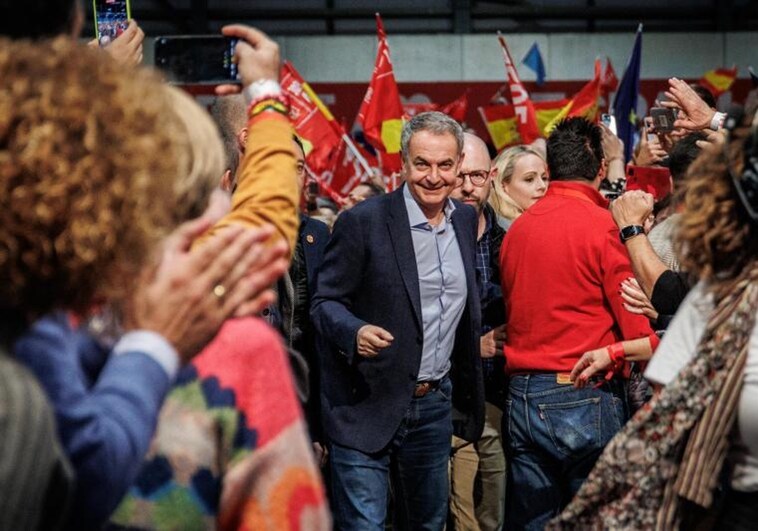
top-left (243, 79), bottom-right (282, 105)
top-left (710, 111), bottom-right (726, 131)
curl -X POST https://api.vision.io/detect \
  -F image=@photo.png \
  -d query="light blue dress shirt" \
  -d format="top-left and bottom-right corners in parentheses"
top-left (403, 184), bottom-right (467, 381)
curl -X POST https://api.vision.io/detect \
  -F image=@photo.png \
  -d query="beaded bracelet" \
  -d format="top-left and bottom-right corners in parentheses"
top-left (247, 97), bottom-right (289, 120)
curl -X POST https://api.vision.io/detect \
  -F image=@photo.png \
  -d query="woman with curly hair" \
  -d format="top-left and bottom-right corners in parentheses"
top-left (548, 102), bottom-right (758, 530)
top-left (3, 31), bottom-right (317, 529)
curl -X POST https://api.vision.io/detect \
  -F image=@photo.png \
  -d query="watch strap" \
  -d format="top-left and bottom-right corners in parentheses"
top-left (619, 225), bottom-right (645, 242)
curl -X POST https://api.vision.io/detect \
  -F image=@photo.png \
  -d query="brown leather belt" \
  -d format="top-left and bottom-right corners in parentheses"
top-left (414, 380), bottom-right (441, 398)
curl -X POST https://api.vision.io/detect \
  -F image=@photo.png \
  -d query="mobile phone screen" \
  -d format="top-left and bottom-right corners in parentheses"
top-left (93, 0), bottom-right (130, 46)
top-left (154, 36), bottom-right (241, 86)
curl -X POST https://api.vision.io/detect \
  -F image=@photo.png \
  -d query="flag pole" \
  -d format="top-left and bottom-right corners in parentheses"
top-left (340, 133), bottom-right (374, 178)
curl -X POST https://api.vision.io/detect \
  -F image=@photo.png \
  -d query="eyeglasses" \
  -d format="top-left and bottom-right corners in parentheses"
top-left (456, 171), bottom-right (489, 187)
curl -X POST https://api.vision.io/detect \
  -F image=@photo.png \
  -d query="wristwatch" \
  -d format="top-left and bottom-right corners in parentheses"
top-left (619, 225), bottom-right (645, 243)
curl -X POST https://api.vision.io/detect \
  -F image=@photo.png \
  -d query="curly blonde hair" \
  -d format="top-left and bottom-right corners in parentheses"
top-left (489, 145), bottom-right (544, 222)
top-left (0, 37), bottom-right (183, 320)
top-left (676, 106), bottom-right (758, 299)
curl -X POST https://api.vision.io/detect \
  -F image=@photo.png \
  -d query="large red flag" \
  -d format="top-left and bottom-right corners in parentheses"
top-left (497, 34), bottom-right (540, 144)
top-left (281, 62), bottom-right (344, 179)
top-left (357, 14), bottom-right (405, 174)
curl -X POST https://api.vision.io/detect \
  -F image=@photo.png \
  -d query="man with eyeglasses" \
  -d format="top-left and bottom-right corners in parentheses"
top-left (312, 112), bottom-right (484, 530)
top-left (449, 132), bottom-right (508, 531)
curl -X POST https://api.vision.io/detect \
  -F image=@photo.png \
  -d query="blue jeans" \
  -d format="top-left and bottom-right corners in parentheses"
top-left (503, 374), bottom-right (628, 531)
top-left (329, 377), bottom-right (453, 531)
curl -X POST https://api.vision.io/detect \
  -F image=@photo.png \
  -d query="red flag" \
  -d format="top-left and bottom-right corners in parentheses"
top-left (404, 101), bottom-right (439, 118)
top-left (357, 14), bottom-right (405, 174)
top-left (440, 91), bottom-right (469, 123)
top-left (497, 33), bottom-right (540, 144)
top-left (281, 62), bottom-right (344, 178)
top-left (331, 139), bottom-right (380, 197)
top-left (601, 57), bottom-right (619, 93)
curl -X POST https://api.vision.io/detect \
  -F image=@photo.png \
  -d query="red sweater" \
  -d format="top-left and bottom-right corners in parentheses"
top-left (500, 181), bottom-right (653, 373)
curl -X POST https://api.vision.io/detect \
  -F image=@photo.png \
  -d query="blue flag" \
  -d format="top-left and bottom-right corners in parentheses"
top-left (613, 25), bottom-right (643, 163)
top-left (522, 42), bottom-right (546, 86)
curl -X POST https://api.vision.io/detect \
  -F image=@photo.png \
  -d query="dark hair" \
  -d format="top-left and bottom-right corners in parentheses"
top-left (546, 117), bottom-right (604, 181)
top-left (357, 182), bottom-right (385, 197)
top-left (0, 0), bottom-right (80, 39)
top-left (690, 83), bottom-right (717, 109)
top-left (668, 132), bottom-right (707, 183)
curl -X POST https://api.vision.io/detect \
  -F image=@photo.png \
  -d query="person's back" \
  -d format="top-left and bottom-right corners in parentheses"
top-left (502, 182), bottom-right (627, 372)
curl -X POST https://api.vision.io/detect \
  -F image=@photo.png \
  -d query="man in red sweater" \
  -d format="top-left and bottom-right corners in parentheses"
top-left (499, 118), bottom-right (654, 530)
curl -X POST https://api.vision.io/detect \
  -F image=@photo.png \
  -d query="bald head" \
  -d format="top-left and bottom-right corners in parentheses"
top-left (450, 132), bottom-right (495, 214)
top-left (462, 132), bottom-right (490, 167)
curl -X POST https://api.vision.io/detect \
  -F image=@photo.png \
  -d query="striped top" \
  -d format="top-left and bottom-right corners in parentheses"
top-left (0, 350), bottom-right (73, 530)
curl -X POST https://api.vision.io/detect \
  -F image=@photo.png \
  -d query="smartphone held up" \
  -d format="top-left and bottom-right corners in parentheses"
top-left (93, 0), bottom-right (130, 46)
top-left (154, 36), bottom-right (242, 86)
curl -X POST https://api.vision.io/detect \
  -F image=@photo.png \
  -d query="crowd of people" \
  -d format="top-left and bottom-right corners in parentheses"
top-left (1, 1), bottom-right (757, 530)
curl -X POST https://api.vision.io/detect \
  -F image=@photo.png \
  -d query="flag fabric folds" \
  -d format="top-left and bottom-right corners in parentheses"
top-left (613, 25), bottom-right (643, 163)
top-left (497, 33), bottom-right (541, 145)
top-left (357, 13), bottom-right (405, 174)
top-left (281, 61), bottom-right (344, 179)
top-left (522, 42), bottom-right (546, 85)
top-left (601, 57), bottom-right (619, 94)
top-left (543, 59), bottom-right (603, 134)
top-left (699, 67), bottom-right (738, 97)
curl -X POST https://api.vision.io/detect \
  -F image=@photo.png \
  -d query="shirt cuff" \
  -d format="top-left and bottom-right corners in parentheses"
top-left (113, 331), bottom-right (180, 380)
top-left (710, 111), bottom-right (726, 131)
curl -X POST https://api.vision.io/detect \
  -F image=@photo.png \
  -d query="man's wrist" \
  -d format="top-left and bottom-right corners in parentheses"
top-left (619, 224), bottom-right (646, 243)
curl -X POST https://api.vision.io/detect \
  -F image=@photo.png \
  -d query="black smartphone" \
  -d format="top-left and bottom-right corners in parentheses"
top-left (650, 107), bottom-right (677, 133)
top-left (93, 0), bottom-right (130, 46)
top-left (308, 181), bottom-right (319, 195)
top-left (154, 36), bottom-right (241, 86)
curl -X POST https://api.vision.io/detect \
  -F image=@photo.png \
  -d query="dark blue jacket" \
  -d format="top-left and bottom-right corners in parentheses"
top-left (311, 187), bottom-right (484, 453)
top-left (14, 314), bottom-right (170, 530)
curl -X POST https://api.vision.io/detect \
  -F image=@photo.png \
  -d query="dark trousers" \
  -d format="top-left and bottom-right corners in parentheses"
top-left (329, 377), bottom-right (453, 531)
top-left (503, 374), bottom-right (629, 531)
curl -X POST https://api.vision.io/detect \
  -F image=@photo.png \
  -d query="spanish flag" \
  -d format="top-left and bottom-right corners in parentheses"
top-left (478, 104), bottom-right (521, 150)
top-left (543, 59), bottom-right (603, 134)
top-left (357, 13), bottom-right (405, 174)
top-left (699, 66), bottom-right (738, 97)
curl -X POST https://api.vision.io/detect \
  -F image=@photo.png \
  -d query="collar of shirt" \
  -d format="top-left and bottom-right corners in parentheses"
top-left (480, 203), bottom-right (496, 241)
top-left (402, 183), bottom-right (456, 231)
top-left (545, 180), bottom-right (609, 209)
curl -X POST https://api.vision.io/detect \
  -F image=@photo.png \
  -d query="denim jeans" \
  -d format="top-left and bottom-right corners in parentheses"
top-left (329, 377), bottom-right (453, 531)
top-left (503, 374), bottom-right (628, 531)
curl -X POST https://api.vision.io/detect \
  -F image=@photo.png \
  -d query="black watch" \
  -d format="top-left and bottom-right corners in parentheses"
top-left (619, 225), bottom-right (645, 243)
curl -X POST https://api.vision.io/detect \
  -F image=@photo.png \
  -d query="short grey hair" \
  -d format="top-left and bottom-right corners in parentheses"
top-left (400, 111), bottom-right (464, 164)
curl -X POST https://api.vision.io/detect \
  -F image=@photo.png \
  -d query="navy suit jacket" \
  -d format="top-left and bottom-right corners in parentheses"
top-left (311, 186), bottom-right (484, 453)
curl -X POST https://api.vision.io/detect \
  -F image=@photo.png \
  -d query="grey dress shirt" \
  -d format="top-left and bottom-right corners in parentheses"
top-left (403, 184), bottom-right (467, 381)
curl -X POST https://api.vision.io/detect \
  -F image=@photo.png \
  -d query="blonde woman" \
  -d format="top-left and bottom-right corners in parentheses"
top-left (489, 146), bottom-right (549, 228)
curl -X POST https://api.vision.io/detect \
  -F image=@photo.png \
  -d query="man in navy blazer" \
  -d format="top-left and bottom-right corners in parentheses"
top-left (312, 112), bottom-right (485, 530)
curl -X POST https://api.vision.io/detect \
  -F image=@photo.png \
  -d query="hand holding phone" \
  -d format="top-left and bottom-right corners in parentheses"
top-left (601, 113), bottom-right (617, 136)
top-left (155, 36), bottom-right (240, 85)
top-left (650, 107), bottom-right (678, 133)
top-left (215, 25), bottom-right (281, 96)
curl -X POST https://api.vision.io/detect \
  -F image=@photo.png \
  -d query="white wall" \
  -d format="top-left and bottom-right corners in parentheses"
top-left (143, 31), bottom-right (756, 82)
top-left (273, 31), bottom-right (756, 82)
